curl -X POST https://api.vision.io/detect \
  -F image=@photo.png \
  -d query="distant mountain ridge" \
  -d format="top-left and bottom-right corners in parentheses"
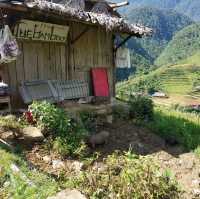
top-left (124, 7), bottom-right (193, 72)
top-left (123, 0), bottom-right (200, 21)
top-left (155, 23), bottom-right (200, 66)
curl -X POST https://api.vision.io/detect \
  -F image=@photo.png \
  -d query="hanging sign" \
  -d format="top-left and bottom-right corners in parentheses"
top-left (116, 47), bottom-right (131, 68)
top-left (14, 20), bottom-right (69, 43)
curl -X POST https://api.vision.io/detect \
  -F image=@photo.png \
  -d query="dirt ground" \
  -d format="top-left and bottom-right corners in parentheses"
top-left (1, 120), bottom-right (200, 199)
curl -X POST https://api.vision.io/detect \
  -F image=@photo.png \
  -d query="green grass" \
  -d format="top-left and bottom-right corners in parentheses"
top-left (179, 51), bottom-right (200, 65)
top-left (148, 106), bottom-right (200, 150)
top-left (0, 147), bottom-right (59, 199)
top-left (194, 146), bottom-right (200, 159)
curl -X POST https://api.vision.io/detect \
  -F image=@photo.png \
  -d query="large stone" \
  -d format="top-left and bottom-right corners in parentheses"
top-left (52, 159), bottom-right (65, 170)
top-left (47, 189), bottom-right (87, 199)
top-left (22, 126), bottom-right (44, 142)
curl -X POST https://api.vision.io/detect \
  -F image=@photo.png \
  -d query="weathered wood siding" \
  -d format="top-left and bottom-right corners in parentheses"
top-left (6, 41), bottom-right (68, 107)
top-left (69, 23), bottom-right (114, 96)
top-left (3, 21), bottom-right (114, 108)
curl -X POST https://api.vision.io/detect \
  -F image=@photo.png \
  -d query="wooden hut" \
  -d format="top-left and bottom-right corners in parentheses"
top-left (0, 0), bottom-right (152, 109)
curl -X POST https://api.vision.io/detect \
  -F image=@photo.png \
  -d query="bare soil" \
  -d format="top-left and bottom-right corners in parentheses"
top-left (1, 120), bottom-right (200, 199)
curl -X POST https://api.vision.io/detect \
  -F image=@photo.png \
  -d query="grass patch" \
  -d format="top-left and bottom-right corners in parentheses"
top-left (148, 106), bottom-right (200, 150)
top-left (0, 147), bottom-right (59, 199)
top-left (194, 146), bottom-right (200, 159)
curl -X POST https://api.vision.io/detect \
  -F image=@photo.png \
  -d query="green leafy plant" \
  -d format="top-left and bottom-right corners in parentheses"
top-left (79, 111), bottom-right (98, 133)
top-left (129, 95), bottom-right (154, 121)
top-left (29, 101), bottom-right (88, 156)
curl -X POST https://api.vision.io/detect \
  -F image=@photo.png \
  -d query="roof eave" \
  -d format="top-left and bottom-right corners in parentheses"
top-left (0, 2), bottom-right (152, 37)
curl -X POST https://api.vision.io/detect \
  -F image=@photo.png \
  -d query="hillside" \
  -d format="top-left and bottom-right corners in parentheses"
top-left (125, 0), bottom-right (180, 10)
top-left (117, 63), bottom-right (200, 105)
top-left (121, 0), bottom-right (200, 21)
top-left (125, 7), bottom-right (192, 70)
top-left (155, 23), bottom-right (200, 66)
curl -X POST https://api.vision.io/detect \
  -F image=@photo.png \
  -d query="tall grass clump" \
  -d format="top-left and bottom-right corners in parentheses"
top-left (148, 106), bottom-right (200, 150)
top-left (129, 95), bottom-right (154, 121)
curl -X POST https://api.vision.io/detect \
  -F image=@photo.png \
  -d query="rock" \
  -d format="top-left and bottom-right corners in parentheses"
top-left (72, 161), bottom-right (84, 172)
top-left (1, 131), bottom-right (15, 140)
top-left (10, 164), bottom-right (35, 186)
top-left (47, 189), bottom-right (87, 199)
top-left (92, 162), bottom-right (107, 173)
top-left (22, 127), bottom-right (44, 142)
top-left (4, 114), bottom-right (17, 121)
top-left (192, 189), bottom-right (200, 197)
top-left (89, 131), bottom-right (110, 148)
top-left (52, 160), bottom-right (65, 170)
top-left (192, 179), bottom-right (199, 185)
top-left (3, 181), bottom-right (10, 188)
top-left (43, 155), bottom-right (51, 163)
top-left (106, 115), bottom-right (113, 124)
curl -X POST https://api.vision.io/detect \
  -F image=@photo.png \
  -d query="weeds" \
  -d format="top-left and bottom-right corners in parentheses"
top-left (62, 150), bottom-right (182, 199)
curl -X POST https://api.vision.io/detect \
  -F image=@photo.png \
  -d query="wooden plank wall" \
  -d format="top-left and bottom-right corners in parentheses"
top-left (6, 41), bottom-right (68, 107)
top-left (70, 22), bottom-right (114, 96)
top-left (3, 21), bottom-right (114, 108)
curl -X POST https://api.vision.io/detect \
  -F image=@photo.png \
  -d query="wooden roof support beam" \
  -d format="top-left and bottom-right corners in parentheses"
top-left (114, 34), bottom-right (132, 52)
top-left (71, 26), bottom-right (90, 45)
top-left (0, 3), bottom-right (28, 12)
top-left (109, 1), bottom-right (129, 9)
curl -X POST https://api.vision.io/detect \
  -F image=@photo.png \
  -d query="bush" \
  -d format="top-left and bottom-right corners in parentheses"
top-left (129, 95), bottom-right (154, 121)
top-left (28, 101), bottom-right (88, 156)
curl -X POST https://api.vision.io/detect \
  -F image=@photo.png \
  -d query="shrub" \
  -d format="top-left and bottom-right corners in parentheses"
top-left (79, 111), bottom-right (98, 133)
top-left (112, 104), bottom-right (130, 120)
top-left (129, 95), bottom-right (154, 121)
top-left (28, 101), bottom-right (88, 156)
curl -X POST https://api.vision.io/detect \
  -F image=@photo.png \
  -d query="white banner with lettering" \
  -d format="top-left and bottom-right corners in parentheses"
top-left (14, 20), bottom-right (69, 43)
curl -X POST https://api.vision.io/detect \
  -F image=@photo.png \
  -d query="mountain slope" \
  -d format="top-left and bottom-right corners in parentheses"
top-left (117, 63), bottom-right (200, 101)
top-left (120, 0), bottom-right (200, 21)
top-left (126, 8), bottom-right (193, 67)
top-left (175, 0), bottom-right (200, 22)
top-left (155, 23), bottom-right (200, 66)
top-left (126, 0), bottom-right (180, 10)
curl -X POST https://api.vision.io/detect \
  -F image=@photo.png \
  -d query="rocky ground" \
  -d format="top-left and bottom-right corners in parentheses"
top-left (1, 120), bottom-right (199, 199)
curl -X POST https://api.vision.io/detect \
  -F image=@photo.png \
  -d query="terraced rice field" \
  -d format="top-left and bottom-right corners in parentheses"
top-left (117, 64), bottom-right (200, 105)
